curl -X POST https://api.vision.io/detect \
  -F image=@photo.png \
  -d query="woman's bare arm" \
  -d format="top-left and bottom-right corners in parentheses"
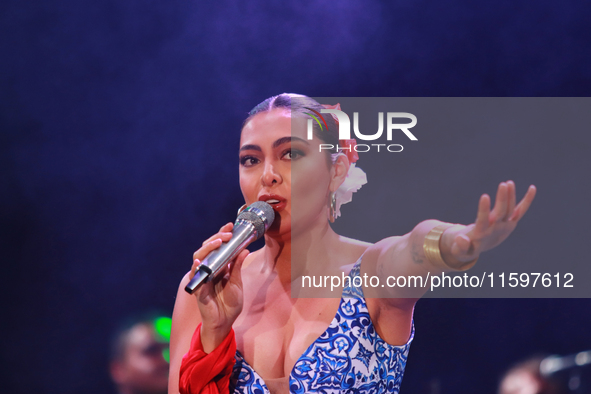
top-left (362, 181), bottom-right (536, 342)
top-left (169, 272), bottom-right (202, 394)
top-left (168, 223), bottom-right (249, 394)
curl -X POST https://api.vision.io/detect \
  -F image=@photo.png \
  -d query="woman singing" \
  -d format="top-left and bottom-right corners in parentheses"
top-left (168, 94), bottom-right (536, 394)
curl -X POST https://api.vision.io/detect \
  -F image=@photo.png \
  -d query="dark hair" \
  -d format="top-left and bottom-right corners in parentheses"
top-left (244, 93), bottom-right (340, 150)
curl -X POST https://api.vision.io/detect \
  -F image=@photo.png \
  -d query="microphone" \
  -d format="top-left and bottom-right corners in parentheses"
top-left (184, 201), bottom-right (275, 294)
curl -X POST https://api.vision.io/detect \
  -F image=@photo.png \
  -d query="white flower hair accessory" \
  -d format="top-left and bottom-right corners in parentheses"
top-left (320, 104), bottom-right (367, 220)
top-left (334, 162), bottom-right (367, 219)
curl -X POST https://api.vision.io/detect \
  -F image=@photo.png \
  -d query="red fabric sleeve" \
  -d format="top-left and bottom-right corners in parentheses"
top-left (179, 323), bottom-right (236, 394)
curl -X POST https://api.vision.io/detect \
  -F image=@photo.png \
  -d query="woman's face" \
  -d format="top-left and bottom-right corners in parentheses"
top-left (239, 108), bottom-right (337, 237)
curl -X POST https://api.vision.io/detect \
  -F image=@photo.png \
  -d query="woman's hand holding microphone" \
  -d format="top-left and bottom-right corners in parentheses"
top-left (190, 222), bottom-right (249, 353)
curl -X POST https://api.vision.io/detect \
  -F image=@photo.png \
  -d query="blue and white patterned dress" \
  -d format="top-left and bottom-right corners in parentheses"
top-left (230, 258), bottom-right (414, 394)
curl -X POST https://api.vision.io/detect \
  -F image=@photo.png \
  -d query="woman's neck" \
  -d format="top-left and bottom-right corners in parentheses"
top-left (261, 220), bottom-right (340, 286)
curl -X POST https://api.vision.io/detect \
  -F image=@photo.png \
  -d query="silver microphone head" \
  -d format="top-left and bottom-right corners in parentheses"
top-left (235, 201), bottom-right (275, 240)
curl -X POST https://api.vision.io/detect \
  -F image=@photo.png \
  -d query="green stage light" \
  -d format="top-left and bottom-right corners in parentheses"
top-left (153, 316), bottom-right (172, 342)
top-left (162, 347), bottom-right (170, 363)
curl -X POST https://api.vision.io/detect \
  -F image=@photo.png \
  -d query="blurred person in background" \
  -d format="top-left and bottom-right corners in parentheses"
top-left (110, 313), bottom-right (172, 394)
top-left (499, 355), bottom-right (565, 394)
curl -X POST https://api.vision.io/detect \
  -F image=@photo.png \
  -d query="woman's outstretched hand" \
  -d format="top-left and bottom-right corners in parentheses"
top-left (445, 181), bottom-right (537, 265)
top-left (190, 222), bottom-right (249, 351)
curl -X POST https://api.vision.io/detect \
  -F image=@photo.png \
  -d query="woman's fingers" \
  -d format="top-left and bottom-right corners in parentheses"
top-left (506, 180), bottom-right (516, 220)
top-left (491, 182), bottom-right (508, 221)
top-left (200, 233), bottom-right (232, 248)
top-left (474, 193), bottom-right (491, 234)
top-left (454, 233), bottom-right (473, 254)
top-left (219, 222), bottom-right (233, 232)
top-left (196, 250), bottom-right (248, 318)
top-left (463, 182), bottom-right (536, 256)
top-left (202, 222), bottom-right (234, 246)
top-left (193, 237), bottom-right (224, 262)
top-left (191, 258), bottom-right (201, 274)
top-left (193, 223), bottom-right (234, 261)
top-left (479, 182), bottom-right (535, 225)
top-left (509, 185), bottom-right (537, 221)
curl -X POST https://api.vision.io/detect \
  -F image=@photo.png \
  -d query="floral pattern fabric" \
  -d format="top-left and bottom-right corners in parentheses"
top-left (230, 258), bottom-right (414, 394)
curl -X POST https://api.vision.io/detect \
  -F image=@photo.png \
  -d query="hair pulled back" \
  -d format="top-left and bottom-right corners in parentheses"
top-left (243, 93), bottom-right (340, 150)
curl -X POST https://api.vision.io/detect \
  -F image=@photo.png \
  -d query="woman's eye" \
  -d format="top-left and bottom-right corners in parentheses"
top-left (283, 150), bottom-right (303, 160)
top-left (240, 156), bottom-right (259, 167)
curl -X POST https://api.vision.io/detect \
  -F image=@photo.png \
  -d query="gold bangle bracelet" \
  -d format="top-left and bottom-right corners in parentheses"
top-left (423, 224), bottom-right (478, 271)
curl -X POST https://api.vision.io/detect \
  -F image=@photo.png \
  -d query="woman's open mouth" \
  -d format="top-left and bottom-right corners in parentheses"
top-left (259, 195), bottom-right (287, 212)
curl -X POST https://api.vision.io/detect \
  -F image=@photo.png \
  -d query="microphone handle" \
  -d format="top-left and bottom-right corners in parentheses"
top-left (185, 220), bottom-right (257, 294)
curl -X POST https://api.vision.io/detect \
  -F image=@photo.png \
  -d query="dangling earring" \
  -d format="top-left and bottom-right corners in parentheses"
top-left (329, 192), bottom-right (337, 223)
top-left (237, 204), bottom-right (247, 216)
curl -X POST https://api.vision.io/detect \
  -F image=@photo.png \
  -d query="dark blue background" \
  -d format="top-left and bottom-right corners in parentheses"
top-left (1, 1), bottom-right (590, 393)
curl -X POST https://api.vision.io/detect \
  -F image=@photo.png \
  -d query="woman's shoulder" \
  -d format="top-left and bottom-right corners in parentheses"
top-left (337, 235), bottom-right (372, 254)
top-left (334, 236), bottom-right (372, 273)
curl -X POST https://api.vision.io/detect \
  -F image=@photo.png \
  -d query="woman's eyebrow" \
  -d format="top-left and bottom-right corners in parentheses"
top-left (239, 144), bottom-right (261, 152)
top-left (272, 136), bottom-right (309, 148)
